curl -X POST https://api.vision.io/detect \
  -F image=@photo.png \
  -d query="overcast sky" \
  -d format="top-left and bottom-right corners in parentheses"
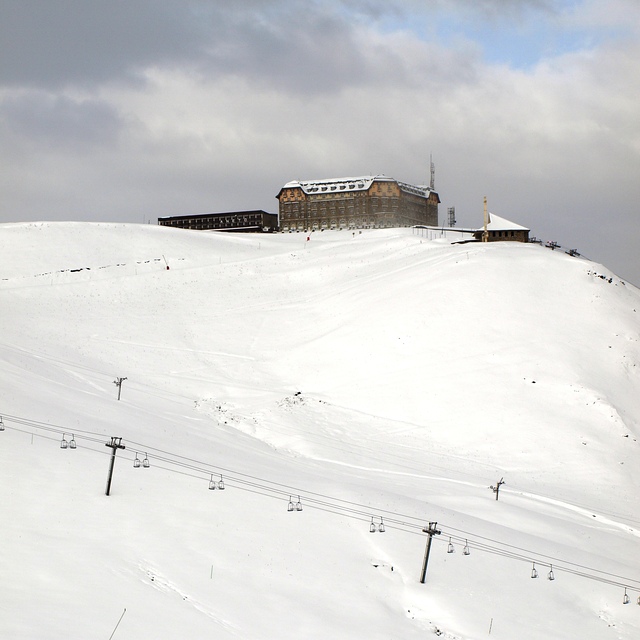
top-left (1, 0), bottom-right (639, 284)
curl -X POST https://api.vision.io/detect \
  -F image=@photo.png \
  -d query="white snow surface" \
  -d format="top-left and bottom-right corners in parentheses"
top-left (282, 175), bottom-right (383, 192)
top-left (1, 222), bottom-right (639, 639)
top-left (484, 213), bottom-right (530, 231)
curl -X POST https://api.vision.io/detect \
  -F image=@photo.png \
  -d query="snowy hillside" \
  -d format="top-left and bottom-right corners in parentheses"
top-left (1, 222), bottom-right (639, 639)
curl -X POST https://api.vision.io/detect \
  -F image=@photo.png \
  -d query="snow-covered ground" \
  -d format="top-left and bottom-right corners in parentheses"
top-left (1, 222), bottom-right (639, 639)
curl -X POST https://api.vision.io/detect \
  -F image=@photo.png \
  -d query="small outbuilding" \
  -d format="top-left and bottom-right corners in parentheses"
top-left (474, 213), bottom-right (530, 243)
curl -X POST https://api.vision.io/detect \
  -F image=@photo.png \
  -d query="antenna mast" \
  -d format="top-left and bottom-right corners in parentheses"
top-left (430, 154), bottom-right (435, 190)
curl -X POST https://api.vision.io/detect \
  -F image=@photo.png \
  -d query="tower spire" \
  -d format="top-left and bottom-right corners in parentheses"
top-left (483, 196), bottom-right (489, 242)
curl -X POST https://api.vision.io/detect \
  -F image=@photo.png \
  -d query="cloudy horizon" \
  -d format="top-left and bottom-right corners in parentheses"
top-left (2, 0), bottom-right (639, 284)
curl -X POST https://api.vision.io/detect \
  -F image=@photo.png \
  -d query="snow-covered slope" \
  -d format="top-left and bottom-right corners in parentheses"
top-left (1, 222), bottom-right (639, 639)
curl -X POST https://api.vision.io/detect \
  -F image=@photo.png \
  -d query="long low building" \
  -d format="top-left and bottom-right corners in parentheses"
top-left (158, 210), bottom-right (278, 233)
top-left (276, 175), bottom-right (440, 232)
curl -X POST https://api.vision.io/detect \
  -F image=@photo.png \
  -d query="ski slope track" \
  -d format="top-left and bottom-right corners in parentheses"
top-left (1, 221), bottom-right (639, 639)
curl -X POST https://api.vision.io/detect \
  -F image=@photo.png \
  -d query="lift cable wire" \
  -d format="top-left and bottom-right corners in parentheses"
top-left (2, 413), bottom-right (639, 594)
top-left (437, 525), bottom-right (640, 586)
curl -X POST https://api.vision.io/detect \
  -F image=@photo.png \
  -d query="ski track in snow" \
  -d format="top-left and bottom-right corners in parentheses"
top-left (89, 336), bottom-right (256, 361)
top-left (513, 490), bottom-right (640, 538)
top-left (296, 452), bottom-right (640, 538)
top-left (133, 562), bottom-right (241, 635)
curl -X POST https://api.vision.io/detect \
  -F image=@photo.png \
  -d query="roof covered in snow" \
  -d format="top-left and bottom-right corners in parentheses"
top-left (280, 175), bottom-right (437, 200)
top-left (478, 213), bottom-right (530, 231)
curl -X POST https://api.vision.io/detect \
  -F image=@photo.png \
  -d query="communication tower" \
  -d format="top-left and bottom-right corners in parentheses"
top-left (447, 207), bottom-right (456, 227)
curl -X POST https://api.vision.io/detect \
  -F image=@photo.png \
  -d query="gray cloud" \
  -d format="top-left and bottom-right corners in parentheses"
top-left (2, 92), bottom-right (122, 149)
top-left (0, 0), bottom-right (558, 92)
top-left (1, 0), bottom-right (639, 285)
top-left (0, 0), bottom-right (214, 88)
top-left (0, 1), bottom-right (430, 94)
top-left (202, 8), bottom-right (371, 94)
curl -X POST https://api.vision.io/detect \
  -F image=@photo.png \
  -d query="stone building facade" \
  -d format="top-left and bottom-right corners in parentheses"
top-left (276, 175), bottom-right (439, 232)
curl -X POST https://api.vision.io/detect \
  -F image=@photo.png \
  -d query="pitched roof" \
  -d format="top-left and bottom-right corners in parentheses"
top-left (278, 175), bottom-right (438, 200)
top-left (283, 175), bottom-right (385, 194)
top-left (479, 213), bottom-right (530, 231)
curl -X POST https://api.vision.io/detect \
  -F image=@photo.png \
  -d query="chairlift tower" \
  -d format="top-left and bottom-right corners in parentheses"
top-left (113, 377), bottom-right (127, 401)
top-left (490, 477), bottom-right (505, 501)
top-left (419, 521), bottom-right (441, 583)
top-left (105, 436), bottom-right (125, 496)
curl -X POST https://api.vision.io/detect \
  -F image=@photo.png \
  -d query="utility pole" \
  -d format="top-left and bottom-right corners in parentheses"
top-left (490, 477), bottom-right (505, 501)
top-left (105, 437), bottom-right (126, 496)
top-left (419, 521), bottom-right (441, 583)
top-left (113, 377), bottom-right (127, 401)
